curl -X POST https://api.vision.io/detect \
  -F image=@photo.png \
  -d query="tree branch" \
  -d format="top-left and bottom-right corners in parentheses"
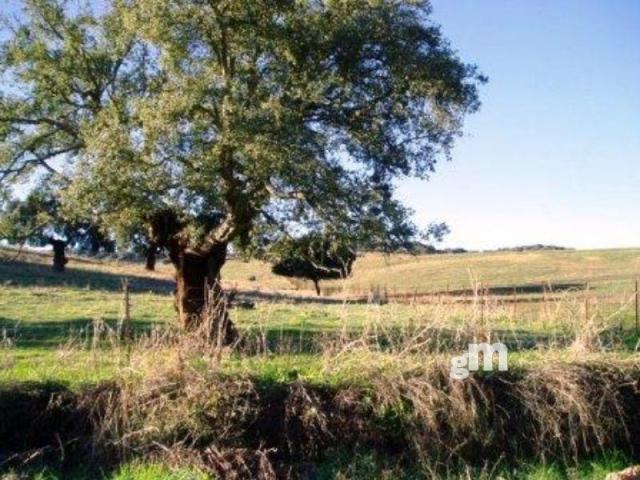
top-left (0, 116), bottom-right (78, 138)
top-left (0, 144), bottom-right (79, 183)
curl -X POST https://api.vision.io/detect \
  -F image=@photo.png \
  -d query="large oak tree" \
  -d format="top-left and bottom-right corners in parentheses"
top-left (1, 0), bottom-right (485, 341)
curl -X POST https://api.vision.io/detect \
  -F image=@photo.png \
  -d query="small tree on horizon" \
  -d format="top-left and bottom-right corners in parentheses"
top-left (270, 233), bottom-right (356, 296)
top-left (1, 0), bottom-right (485, 342)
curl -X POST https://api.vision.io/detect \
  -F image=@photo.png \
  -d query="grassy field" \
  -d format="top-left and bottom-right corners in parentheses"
top-left (257, 248), bottom-right (640, 296)
top-left (6, 245), bottom-right (640, 293)
top-left (2, 247), bottom-right (639, 384)
top-left (1, 247), bottom-right (639, 478)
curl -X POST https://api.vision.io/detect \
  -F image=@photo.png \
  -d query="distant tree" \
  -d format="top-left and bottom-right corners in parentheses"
top-left (424, 223), bottom-right (451, 245)
top-left (1, 0), bottom-right (484, 341)
top-left (0, 187), bottom-right (68, 271)
top-left (270, 234), bottom-right (356, 295)
top-left (75, 225), bottom-right (116, 256)
top-left (497, 244), bottom-right (570, 252)
top-left (144, 242), bottom-right (159, 271)
top-left (113, 224), bottom-right (159, 270)
top-left (410, 222), bottom-right (452, 253)
top-left (0, 185), bottom-right (113, 271)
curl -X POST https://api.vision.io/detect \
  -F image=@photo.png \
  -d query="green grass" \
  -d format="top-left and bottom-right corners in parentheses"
top-left (1, 247), bottom-right (639, 478)
top-left (1, 247), bottom-right (639, 390)
top-left (0, 462), bottom-right (209, 480)
top-left (316, 449), bottom-right (633, 479)
top-left (110, 463), bottom-right (209, 480)
top-left (0, 346), bottom-right (123, 387)
top-left (4, 451), bottom-right (632, 479)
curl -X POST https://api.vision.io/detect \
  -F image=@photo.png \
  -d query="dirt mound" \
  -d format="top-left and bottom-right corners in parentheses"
top-left (1, 364), bottom-right (639, 478)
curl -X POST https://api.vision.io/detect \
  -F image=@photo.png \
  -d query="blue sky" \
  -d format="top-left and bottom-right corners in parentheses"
top-left (398, 0), bottom-right (640, 250)
top-left (2, 1), bottom-right (639, 250)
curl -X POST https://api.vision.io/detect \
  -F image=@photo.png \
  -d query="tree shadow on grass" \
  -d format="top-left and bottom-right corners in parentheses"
top-left (236, 325), bottom-right (576, 355)
top-left (245, 325), bottom-right (637, 356)
top-left (0, 317), bottom-right (160, 349)
top-left (0, 259), bottom-right (174, 294)
top-left (385, 282), bottom-right (589, 304)
top-left (0, 312), bottom-right (569, 354)
top-left (442, 282), bottom-right (588, 296)
top-left (232, 282), bottom-right (590, 306)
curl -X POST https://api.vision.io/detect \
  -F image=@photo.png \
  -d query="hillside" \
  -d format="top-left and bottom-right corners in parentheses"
top-left (3, 246), bottom-right (640, 296)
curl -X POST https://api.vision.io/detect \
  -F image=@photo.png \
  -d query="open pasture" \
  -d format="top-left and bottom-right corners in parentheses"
top-left (1, 247), bottom-right (639, 479)
top-left (1, 247), bottom-right (639, 385)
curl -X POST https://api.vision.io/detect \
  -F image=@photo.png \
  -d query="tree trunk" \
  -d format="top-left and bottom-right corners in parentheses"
top-left (313, 278), bottom-right (321, 296)
top-left (145, 243), bottom-right (157, 271)
top-left (171, 242), bottom-right (237, 345)
top-left (89, 236), bottom-right (101, 256)
top-left (51, 240), bottom-right (68, 272)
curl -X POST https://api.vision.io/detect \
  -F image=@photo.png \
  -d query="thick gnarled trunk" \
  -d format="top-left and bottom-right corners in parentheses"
top-left (171, 242), bottom-right (237, 345)
top-left (147, 209), bottom-right (238, 345)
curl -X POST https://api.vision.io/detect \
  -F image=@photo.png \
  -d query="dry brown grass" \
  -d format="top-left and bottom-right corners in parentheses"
top-left (80, 346), bottom-right (638, 478)
top-left (28, 301), bottom-right (631, 479)
top-left (1, 319), bottom-right (639, 478)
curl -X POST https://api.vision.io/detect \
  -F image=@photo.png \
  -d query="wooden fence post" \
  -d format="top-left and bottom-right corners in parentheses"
top-left (635, 279), bottom-right (639, 334)
top-left (119, 278), bottom-right (132, 341)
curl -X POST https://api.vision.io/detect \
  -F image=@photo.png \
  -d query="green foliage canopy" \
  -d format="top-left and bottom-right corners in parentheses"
top-left (1, 0), bottom-right (485, 256)
top-left (270, 233), bottom-right (356, 287)
top-left (0, 183), bottom-right (114, 253)
top-left (0, 186), bottom-right (59, 246)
